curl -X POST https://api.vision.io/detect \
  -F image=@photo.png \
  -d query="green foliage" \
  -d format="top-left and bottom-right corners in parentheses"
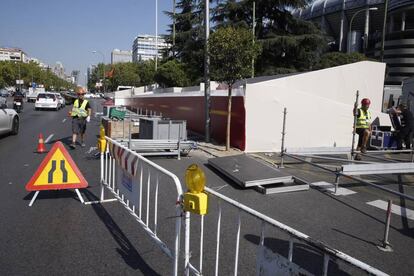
top-left (314, 52), bottom-right (371, 70)
top-left (163, 0), bottom-right (328, 82)
top-left (0, 61), bottom-right (74, 90)
top-left (88, 60), bottom-right (156, 92)
top-left (209, 26), bottom-right (261, 86)
top-left (154, 60), bottom-right (190, 88)
top-left (165, 0), bottom-right (205, 84)
top-left (107, 63), bottom-right (141, 91)
top-left (138, 60), bottom-right (156, 86)
top-left (213, 0), bottom-right (325, 74)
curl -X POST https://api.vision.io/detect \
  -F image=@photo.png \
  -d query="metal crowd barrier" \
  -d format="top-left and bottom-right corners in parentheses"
top-left (87, 136), bottom-right (183, 276)
top-left (184, 187), bottom-right (389, 276)
top-left (88, 134), bottom-right (388, 275)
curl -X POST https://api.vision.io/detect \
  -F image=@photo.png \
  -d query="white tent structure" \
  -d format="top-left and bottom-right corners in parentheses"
top-left (244, 61), bottom-right (388, 153)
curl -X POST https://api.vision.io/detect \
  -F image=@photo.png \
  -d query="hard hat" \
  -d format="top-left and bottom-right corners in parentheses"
top-left (361, 98), bottom-right (371, 106)
top-left (76, 87), bottom-right (86, 94)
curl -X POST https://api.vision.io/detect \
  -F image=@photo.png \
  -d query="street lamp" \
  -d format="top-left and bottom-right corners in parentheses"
top-left (204, 0), bottom-right (211, 142)
top-left (348, 7), bottom-right (378, 53)
top-left (92, 50), bottom-right (105, 93)
top-left (155, 0), bottom-right (158, 71)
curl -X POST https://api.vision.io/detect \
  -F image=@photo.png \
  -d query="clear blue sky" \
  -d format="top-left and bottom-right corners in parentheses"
top-left (0, 0), bottom-right (173, 86)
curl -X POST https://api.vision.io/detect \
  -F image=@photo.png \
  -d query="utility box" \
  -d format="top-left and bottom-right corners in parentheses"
top-left (139, 118), bottom-right (187, 140)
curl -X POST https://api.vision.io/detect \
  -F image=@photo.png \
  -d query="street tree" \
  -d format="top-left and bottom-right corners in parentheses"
top-left (0, 61), bottom-right (74, 91)
top-left (314, 52), bottom-right (370, 70)
top-left (165, 0), bottom-right (205, 84)
top-left (209, 26), bottom-right (261, 150)
top-left (213, 0), bottom-right (326, 75)
top-left (106, 63), bottom-right (141, 91)
top-left (138, 60), bottom-right (156, 86)
top-left (154, 60), bottom-right (190, 88)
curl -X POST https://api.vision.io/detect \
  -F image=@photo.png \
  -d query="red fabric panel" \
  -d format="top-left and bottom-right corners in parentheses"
top-left (124, 95), bottom-right (245, 150)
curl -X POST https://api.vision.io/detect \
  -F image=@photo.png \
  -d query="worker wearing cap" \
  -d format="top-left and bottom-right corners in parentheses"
top-left (394, 103), bottom-right (414, 150)
top-left (70, 87), bottom-right (91, 149)
top-left (354, 98), bottom-right (372, 160)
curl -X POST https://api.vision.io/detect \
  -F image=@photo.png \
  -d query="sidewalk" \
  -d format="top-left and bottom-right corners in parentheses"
top-left (196, 141), bottom-right (242, 157)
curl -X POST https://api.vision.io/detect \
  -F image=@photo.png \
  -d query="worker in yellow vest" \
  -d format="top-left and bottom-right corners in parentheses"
top-left (354, 98), bottom-right (372, 160)
top-left (70, 87), bottom-right (91, 149)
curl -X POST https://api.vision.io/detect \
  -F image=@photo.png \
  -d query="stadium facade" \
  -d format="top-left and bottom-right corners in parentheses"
top-left (294, 0), bottom-right (414, 85)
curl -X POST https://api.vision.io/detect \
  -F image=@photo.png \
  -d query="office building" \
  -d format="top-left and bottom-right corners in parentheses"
top-left (71, 70), bottom-right (80, 85)
top-left (111, 49), bottom-right (132, 64)
top-left (87, 64), bottom-right (97, 83)
top-left (53, 62), bottom-right (65, 79)
top-left (0, 47), bottom-right (27, 62)
top-left (132, 35), bottom-right (170, 62)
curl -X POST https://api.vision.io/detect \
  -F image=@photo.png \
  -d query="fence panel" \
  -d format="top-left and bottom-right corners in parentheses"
top-left (100, 137), bottom-right (183, 276)
top-left (184, 187), bottom-right (389, 276)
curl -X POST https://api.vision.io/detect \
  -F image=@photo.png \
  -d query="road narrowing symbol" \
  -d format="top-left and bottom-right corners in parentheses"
top-left (26, 141), bottom-right (88, 191)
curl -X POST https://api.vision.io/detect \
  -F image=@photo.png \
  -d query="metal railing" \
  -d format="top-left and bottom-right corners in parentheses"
top-left (90, 136), bottom-right (183, 276)
top-left (184, 187), bottom-right (389, 276)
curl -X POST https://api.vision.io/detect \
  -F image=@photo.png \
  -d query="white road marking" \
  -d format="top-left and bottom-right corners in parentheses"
top-left (367, 200), bottom-right (414, 221)
top-left (311, 181), bottom-right (357, 196)
top-left (44, 134), bottom-right (54, 144)
top-left (62, 118), bottom-right (67, 123)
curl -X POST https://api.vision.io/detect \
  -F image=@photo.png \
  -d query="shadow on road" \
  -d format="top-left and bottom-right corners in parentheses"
top-left (47, 136), bottom-right (72, 146)
top-left (23, 190), bottom-right (82, 202)
top-left (245, 234), bottom-right (350, 276)
top-left (82, 189), bottom-right (161, 275)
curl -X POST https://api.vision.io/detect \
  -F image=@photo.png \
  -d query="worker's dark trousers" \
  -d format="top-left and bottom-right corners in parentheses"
top-left (396, 127), bottom-right (413, 149)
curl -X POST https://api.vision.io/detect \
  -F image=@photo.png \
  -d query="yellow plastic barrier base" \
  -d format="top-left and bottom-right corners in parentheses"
top-left (183, 192), bottom-right (208, 215)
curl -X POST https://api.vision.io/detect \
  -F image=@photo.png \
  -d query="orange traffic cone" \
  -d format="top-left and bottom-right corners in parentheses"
top-left (37, 133), bottom-right (46, 153)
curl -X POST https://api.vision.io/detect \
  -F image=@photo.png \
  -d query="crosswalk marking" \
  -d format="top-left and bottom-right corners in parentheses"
top-left (367, 200), bottom-right (414, 221)
top-left (311, 181), bottom-right (357, 196)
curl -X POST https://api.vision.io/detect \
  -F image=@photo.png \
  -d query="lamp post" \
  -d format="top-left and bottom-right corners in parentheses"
top-left (380, 0), bottom-right (389, 62)
top-left (92, 50), bottom-right (105, 93)
top-left (155, 0), bottom-right (158, 72)
top-left (204, 0), bottom-right (211, 142)
top-left (252, 1), bottom-right (256, 78)
top-left (348, 7), bottom-right (378, 53)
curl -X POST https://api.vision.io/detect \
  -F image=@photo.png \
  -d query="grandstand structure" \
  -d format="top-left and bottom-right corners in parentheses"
top-left (294, 0), bottom-right (414, 85)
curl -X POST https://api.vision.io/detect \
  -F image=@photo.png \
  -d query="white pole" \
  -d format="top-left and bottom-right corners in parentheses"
top-left (155, 0), bottom-right (158, 71)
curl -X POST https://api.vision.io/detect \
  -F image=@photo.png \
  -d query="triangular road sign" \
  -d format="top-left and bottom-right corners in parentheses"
top-left (26, 141), bottom-right (88, 191)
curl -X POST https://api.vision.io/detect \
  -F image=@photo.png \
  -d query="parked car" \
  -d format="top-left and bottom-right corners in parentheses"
top-left (35, 92), bottom-right (59, 111)
top-left (0, 97), bottom-right (19, 135)
top-left (53, 93), bottom-right (65, 109)
top-left (0, 89), bottom-right (10, 97)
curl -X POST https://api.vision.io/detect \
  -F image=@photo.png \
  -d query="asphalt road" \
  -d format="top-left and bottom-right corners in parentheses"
top-left (1, 98), bottom-right (413, 275)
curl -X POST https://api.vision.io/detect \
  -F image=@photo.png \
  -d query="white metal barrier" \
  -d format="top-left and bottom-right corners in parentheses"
top-left (184, 187), bottom-right (389, 276)
top-left (89, 136), bottom-right (388, 275)
top-left (89, 136), bottom-right (183, 276)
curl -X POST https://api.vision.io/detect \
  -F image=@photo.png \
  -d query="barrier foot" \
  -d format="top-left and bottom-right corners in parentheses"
top-left (84, 198), bottom-right (118, 205)
top-left (75, 189), bottom-right (85, 204)
top-left (377, 242), bottom-right (393, 252)
top-left (28, 191), bottom-right (40, 207)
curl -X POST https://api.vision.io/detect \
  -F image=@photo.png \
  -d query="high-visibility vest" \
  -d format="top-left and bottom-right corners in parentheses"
top-left (356, 108), bottom-right (371, 129)
top-left (71, 99), bottom-right (89, 117)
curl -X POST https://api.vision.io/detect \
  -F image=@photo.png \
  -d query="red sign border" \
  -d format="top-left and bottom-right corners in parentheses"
top-left (25, 141), bottom-right (88, 191)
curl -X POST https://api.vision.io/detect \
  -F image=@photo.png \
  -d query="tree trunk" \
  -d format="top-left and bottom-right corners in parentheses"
top-left (226, 86), bottom-right (232, 151)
